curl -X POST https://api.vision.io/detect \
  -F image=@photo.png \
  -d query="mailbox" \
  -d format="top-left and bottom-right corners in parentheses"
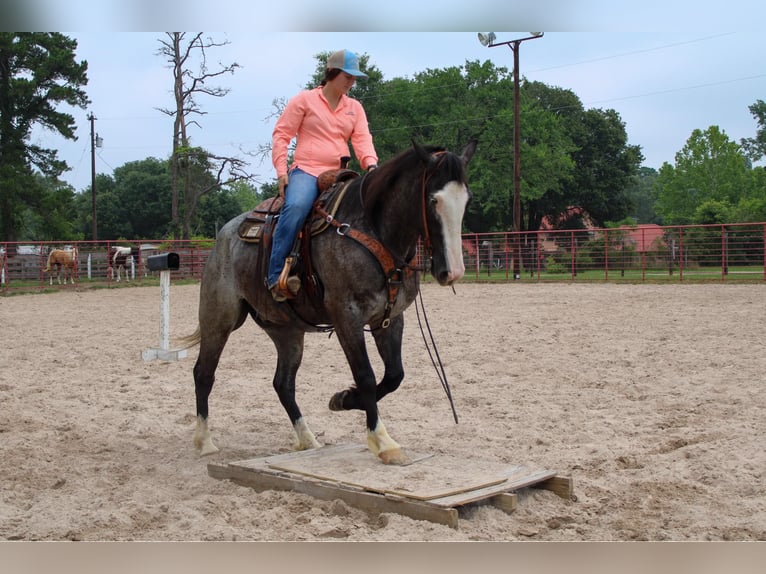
top-left (146, 252), bottom-right (180, 271)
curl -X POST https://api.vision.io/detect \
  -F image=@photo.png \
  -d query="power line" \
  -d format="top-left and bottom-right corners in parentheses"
top-left (527, 33), bottom-right (738, 74)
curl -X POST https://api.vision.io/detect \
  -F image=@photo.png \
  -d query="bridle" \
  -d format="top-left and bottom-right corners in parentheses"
top-left (419, 150), bottom-right (448, 258)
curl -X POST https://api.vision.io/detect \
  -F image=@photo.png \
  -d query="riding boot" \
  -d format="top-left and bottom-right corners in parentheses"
top-left (276, 256), bottom-right (301, 299)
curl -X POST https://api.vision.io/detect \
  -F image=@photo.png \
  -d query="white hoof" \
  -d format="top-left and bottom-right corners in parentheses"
top-left (293, 417), bottom-right (322, 450)
top-left (193, 415), bottom-right (219, 456)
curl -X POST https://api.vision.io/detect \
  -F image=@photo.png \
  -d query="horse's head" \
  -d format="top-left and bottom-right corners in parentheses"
top-left (415, 140), bottom-right (477, 286)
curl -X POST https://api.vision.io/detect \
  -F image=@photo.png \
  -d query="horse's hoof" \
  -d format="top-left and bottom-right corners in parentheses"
top-left (198, 443), bottom-right (219, 456)
top-left (328, 390), bottom-right (348, 411)
top-left (379, 448), bottom-right (409, 465)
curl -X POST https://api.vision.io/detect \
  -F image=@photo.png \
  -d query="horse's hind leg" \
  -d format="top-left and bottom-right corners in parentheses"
top-left (192, 300), bottom-right (248, 456)
top-left (265, 326), bottom-right (322, 451)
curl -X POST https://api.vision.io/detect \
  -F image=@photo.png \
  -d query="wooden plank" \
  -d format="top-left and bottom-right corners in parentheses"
top-left (208, 461), bottom-right (459, 528)
top-left (489, 492), bottom-right (518, 514)
top-left (266, 445), bottom-right (510, 501)
top-left (427, 467), bottom-right (557, 508)
top-left (534, 475), bottom-right (575, 500)
top-left (208, 445), bottom-right (572, 528)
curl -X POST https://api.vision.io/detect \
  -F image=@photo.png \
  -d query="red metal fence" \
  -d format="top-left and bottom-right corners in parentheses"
top-left (2, 222), bottom-right (765, 294)
top-left (463, 222), bottom-right (766, 283)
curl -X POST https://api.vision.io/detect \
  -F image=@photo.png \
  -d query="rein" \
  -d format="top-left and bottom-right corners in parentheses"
top-left (414, 287), bottom-right (459, 424)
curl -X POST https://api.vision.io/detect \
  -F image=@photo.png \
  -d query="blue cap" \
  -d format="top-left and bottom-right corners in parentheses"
top-left (326, 49), bottom-right (368, 78)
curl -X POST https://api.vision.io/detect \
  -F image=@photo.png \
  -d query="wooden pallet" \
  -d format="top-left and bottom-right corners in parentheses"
top-left (208, 443), bottom-right (573, 528)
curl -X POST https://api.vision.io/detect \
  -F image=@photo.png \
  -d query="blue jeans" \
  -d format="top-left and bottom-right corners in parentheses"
top-left (267, 168), bottom-right (318, 288)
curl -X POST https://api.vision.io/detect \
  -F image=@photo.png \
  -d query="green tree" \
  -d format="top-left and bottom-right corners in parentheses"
top-left (623, 167), bottom-right (661, 224)
top-left (741, 99), bottom-right (766, 162)
top-left (86, 158), bottom-right (172, 240)
top-left (655, 126), bottom-right (752, 224)
top-left (0, 33), bottom-right (89, 241)
top-left (565, 108), bottom-right (643, 227)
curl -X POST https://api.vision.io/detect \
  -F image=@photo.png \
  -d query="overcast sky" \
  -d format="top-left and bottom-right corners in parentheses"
top-left (16, 5), bottom-right (766, 192)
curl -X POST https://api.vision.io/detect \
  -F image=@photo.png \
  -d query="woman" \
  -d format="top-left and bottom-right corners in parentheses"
top-left (268, 49), bottom-right (379, 302)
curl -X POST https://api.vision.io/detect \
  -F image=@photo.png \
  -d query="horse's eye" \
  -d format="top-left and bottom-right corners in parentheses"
top-left (430, 196), bottom-right (438, 207)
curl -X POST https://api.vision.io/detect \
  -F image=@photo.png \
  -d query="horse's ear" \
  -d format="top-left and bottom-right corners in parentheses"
top-left (460, 139), bottom-right (478, 165)
top-left (412, 139), bottom-right (431, 164)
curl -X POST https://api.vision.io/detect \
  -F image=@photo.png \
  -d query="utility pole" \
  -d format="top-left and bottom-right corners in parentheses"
top-left (478, 32), bottom-right (544, 280)
top-left (88, 112), bottom-right (97, 241)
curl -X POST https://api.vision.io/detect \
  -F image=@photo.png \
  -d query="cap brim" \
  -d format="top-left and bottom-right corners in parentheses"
top-left (341, 68), bottom-right (368, 78)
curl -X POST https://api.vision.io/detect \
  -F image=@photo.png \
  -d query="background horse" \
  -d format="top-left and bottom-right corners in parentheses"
top-left (184, 140), bottom-right (476, 465)
top-left (109, 246), bottom-right (140, 282)
top-left (44, 247), bottom-right (78, 285)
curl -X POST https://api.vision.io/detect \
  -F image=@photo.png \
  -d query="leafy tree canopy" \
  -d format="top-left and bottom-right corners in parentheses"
top-left (0, 32), bottom-right (89, 241)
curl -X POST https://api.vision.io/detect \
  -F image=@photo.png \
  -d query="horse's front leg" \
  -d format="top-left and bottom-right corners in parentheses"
top-left (332, 320), bottom-right (407, 465)
top-left (329, 314), bottom-right (405, 407)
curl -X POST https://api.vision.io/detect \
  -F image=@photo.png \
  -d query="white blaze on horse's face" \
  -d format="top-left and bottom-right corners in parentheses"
top-left (433, 180), bottom-right (469, 283)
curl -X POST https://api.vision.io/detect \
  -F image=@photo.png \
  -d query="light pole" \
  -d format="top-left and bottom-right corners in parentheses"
top-left (87, 112), bottom-right (103, 241)
top-left (478, 32), bottom-right (543, 280)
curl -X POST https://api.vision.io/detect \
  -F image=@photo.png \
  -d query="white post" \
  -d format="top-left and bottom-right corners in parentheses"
top-left (87, 253), bottom-right (92, 280)
top-left (142, 269), bottom-right (187, 362)
top-left (158, 269), bottom-right (171, 350)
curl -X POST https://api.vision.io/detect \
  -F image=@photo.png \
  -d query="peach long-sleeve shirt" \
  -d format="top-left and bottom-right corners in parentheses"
top-left (272, 86), bottom-right (378, 178)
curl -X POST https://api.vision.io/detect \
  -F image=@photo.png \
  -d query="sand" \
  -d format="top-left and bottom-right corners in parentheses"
top-left (0, 282), bottom-right (764, 541)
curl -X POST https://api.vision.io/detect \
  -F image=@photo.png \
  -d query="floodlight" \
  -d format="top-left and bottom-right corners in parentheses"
top-left (477, 32), bottom-right (496, 47)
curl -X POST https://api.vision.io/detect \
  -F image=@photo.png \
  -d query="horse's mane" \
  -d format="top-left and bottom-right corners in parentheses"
top-left (361, 144), bottom-right (466, 221)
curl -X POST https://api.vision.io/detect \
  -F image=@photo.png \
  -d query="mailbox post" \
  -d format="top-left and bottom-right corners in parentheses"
top-left (142, 253), bottom-right (187, 362)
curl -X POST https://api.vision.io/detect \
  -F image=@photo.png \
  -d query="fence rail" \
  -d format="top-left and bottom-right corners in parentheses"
top-left (463, 222), bottom-right (766, 283)
top-left (2, 222), bottom-right (765, 294)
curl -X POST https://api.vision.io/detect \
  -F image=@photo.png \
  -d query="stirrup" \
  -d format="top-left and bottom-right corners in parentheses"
top-left (277, 256), bottom-right (300, 299)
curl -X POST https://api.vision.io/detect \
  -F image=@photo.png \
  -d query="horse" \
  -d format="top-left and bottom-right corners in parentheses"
top-left (44, 247), bottom-right (78, 285)
top-left (109, 246), bottom-right (140, 282)
top-left (184, 140), bottom-right (477, 465)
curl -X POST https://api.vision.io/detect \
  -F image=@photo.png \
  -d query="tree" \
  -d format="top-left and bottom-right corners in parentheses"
top-left (0, 33), bottom-right (89, 242)
top-left (157, 33), bottom-right (254, 239)
top-left (655, 126), bottom-right (753, 224)
top-left (741, 99), bottom-right (766, 162)
top-left (563, 107), bottom-right (643, 228)
top-left (623, 167), bottom-right (661, 224)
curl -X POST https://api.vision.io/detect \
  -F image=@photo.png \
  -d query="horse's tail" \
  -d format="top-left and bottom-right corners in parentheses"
top-left (44, 250), bottom-right (54, 272)
top-left (177, 325), bottom-right (202, 350)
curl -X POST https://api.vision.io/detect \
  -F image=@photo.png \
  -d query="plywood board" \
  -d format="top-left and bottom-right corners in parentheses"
top-left (262, 444), bottom-right (510, 501)
top-left (211, 444), bottom-right (572, 527)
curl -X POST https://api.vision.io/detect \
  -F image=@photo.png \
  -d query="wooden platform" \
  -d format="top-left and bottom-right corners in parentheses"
top-left (208, 443), bottom-right (573, 528)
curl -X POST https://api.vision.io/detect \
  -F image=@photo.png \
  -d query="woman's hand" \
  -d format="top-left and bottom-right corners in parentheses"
top-left (278, 174), bottom-right (289, 196)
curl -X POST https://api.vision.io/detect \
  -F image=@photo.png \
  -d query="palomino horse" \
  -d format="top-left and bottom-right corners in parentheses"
top-left (109, 246), bottom-right (140, 282)
top-left (44, 247), bottom-right (78, 285)
top-left (185, 140), bottom-right (476, 464)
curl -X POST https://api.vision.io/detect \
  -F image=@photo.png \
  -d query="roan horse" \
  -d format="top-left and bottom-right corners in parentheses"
top-left (185, 140), bottom-right (477, 465)
top-left (44, 247), bottom-right (78, 285)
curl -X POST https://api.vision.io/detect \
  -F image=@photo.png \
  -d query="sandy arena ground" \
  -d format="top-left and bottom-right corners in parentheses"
top-left (0, 282), bottom-right (764, 541)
